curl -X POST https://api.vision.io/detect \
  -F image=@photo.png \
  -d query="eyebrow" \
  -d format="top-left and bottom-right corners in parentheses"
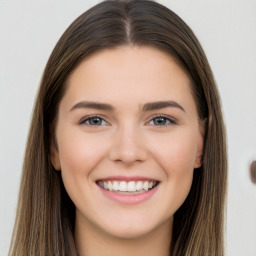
top-left (70, 100), bottom-right (185, 113)
top-left (70, 101), bottom-right (114, 112)
top-left (142, 101), bottom-right (185, 112)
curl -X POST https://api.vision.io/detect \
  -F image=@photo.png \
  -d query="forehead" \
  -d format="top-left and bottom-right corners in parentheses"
top-left (62, 46), bottom-right (196, 114)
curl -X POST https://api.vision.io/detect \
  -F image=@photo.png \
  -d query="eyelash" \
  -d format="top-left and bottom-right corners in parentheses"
top-left (79, 115), bottom-right (109, 126)
top-left (147, 115), bottom-right (177, 127)
top-left (79, 115), bottom-right (177, 127)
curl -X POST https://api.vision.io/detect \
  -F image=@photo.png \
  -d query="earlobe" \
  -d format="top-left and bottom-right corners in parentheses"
top-left (50, 139), bottom-right (61, 171)
top-left (194, 120), bottom-right (205, 169)
top-left (194, 145), bottom-right (203, 168)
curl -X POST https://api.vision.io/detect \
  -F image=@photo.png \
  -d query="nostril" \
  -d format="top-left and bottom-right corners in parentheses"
top-left (109, 148), bottom-right (148, 164)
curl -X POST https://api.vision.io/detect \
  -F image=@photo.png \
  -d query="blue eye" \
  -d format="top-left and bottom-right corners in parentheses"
top-left (148, 116), bottom-right (176, 126)
top-left (80, 116), bottom-right (108, 126)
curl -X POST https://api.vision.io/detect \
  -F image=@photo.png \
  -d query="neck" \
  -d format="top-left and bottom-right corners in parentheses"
top-left (75, 215), bottom-right (173, 256)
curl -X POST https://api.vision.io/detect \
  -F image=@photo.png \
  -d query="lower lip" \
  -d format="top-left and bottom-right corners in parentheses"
top-left (97, 184), bottom-right (159, 205)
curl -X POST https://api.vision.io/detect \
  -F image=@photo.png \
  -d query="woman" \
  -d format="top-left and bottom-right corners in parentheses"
top-left (9, 0), bottom-right (227, 255)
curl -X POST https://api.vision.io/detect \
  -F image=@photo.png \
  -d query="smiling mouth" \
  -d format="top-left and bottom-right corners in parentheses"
top-left (96, 180), bottom-right (159, 194)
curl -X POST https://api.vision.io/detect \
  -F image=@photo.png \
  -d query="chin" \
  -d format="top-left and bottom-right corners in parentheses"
top-left (103, 224), bottom-right (156, 240)
top-left (98, 214), bottom-right (172, 240)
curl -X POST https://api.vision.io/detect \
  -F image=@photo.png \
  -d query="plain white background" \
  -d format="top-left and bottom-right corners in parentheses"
top-left (0, 0), bottom-right (255, 255)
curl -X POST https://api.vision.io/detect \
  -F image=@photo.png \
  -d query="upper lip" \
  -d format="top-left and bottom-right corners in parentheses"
top-left (96, 176), bottom-right (159, 182)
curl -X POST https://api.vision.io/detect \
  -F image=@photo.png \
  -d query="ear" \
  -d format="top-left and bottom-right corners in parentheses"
top-left (194, 120), bottom-right (205, 169)
top-left (49, 138), bottom-right (61, 171)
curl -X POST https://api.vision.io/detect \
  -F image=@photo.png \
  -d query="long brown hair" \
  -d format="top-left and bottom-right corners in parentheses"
top-left (9, 1), bottom-right (227, 255)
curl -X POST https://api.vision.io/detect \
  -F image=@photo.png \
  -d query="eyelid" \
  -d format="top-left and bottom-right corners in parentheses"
top-left (146, 114), bottom-right (178, 126)
top-left (78, 114), bottom-right (178, 127)
top-left (79, 115), bottom-right (110, 126)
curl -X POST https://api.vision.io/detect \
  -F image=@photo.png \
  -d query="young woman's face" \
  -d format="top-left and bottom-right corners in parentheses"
top-left (51, 46), bottom-right (204, 239)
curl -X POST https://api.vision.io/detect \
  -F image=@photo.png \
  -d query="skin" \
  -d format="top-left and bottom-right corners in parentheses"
top-left (51, 46), bottom-right (204, 256)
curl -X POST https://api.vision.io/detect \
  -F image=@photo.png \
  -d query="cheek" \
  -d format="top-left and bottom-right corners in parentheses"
top-left (56, 129), bottom-right (109, 195)
top-left (147, 130), bottom-right (198, 210)
top-left (148, 130), bottom-right (198, 174)
top-left (57, 129), bottom-right (108, 171)
top-left (56, 129), bottom-right (112, 214)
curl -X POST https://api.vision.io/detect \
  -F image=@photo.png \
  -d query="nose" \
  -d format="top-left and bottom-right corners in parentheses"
top-left (108, 125), bottom-right (148, 165)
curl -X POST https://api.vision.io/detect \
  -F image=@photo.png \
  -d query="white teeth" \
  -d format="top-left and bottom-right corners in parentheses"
top-left (107, 181), bottom-right (113, 191)
top-left (136, 181), bottom-right (143, 191)
top-left (127, 181), bottom-right (136, 192)
top-left (119, 181), bottom-right (127, 191)
top-left (143, 181), bottom-right (149, 191)
top-left (113, 181), bottom-right (119, 191)
top-left (98, 180), bottom-right (158, 193)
